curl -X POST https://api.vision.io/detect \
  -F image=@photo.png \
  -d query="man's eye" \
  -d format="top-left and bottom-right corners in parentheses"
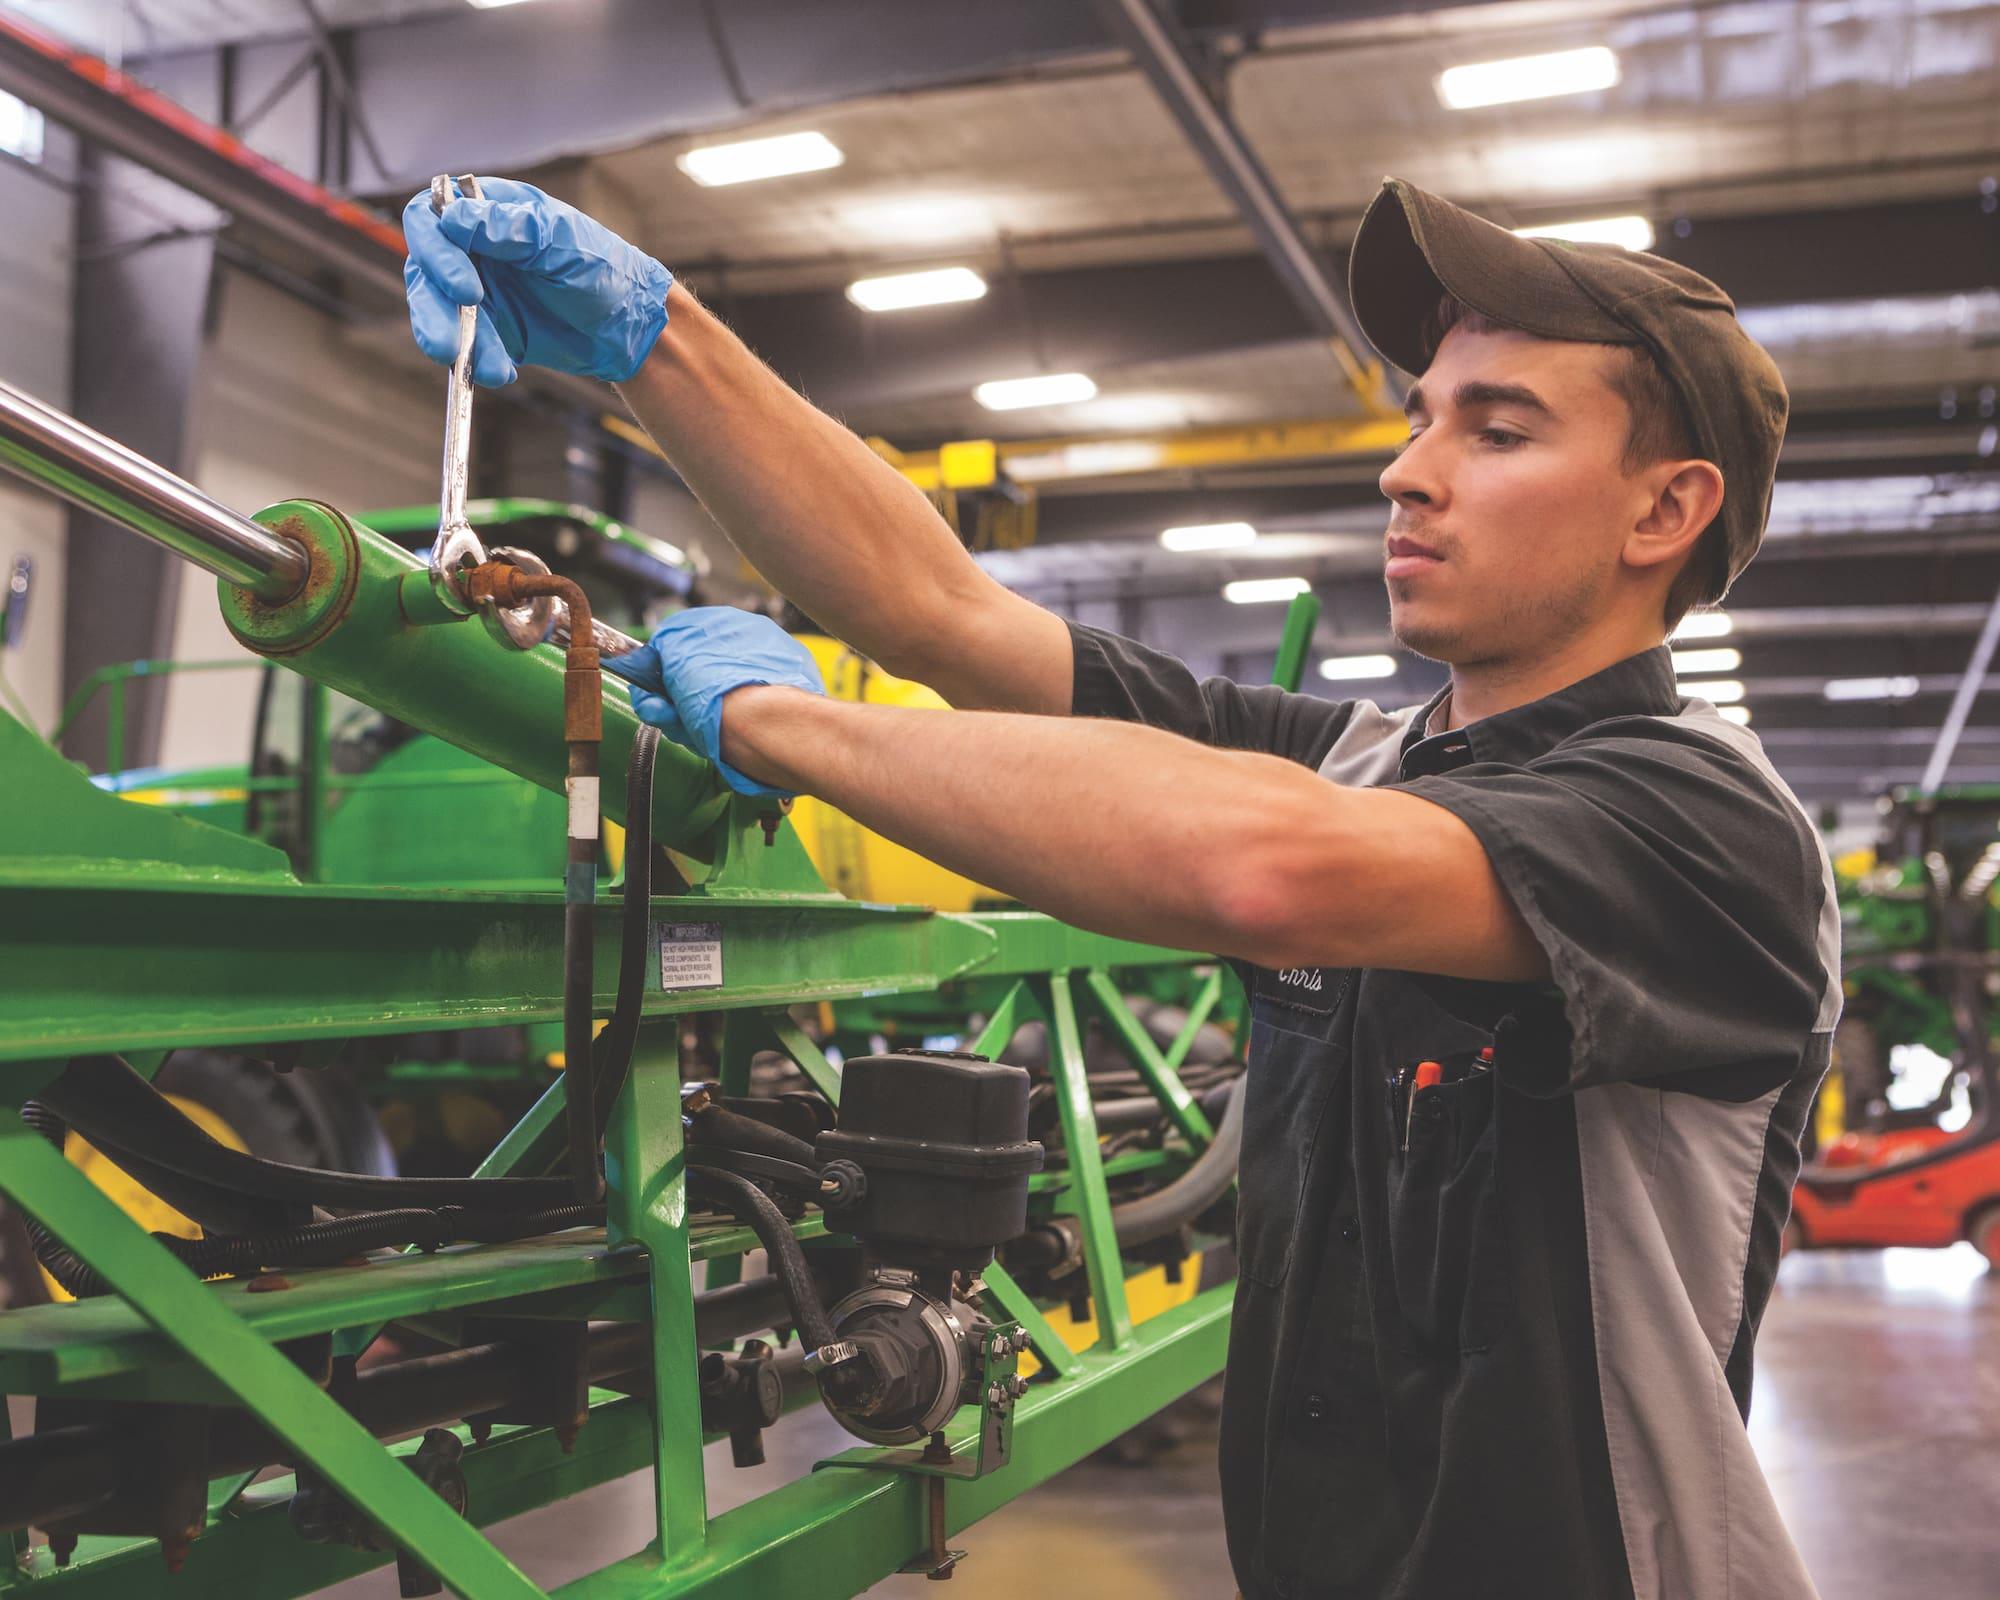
top-left (1395, 429), bottom-right (1424, 455)
top-left (1479, 428), bottom-right (1525, 449)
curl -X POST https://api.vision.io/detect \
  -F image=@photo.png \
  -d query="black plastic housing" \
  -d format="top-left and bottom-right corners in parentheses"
top-left (815, 1049), bottom-right (1042, 1271)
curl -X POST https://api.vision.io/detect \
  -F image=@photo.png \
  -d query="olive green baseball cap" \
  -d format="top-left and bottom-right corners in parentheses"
top-left (1347, 177), bottom-right (1788, 591)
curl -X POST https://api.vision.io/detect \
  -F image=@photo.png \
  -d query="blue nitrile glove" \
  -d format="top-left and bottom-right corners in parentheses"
top-left (402, 176), bottom-right (673, 387)
top-left (606, 608), bottom-right (825, 798)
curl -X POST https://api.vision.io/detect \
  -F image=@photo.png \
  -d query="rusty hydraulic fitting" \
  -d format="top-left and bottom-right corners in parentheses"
top-left (464, 564), bottom-right (602, 743)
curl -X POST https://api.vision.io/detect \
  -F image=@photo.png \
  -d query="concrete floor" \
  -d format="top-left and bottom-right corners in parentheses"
top-left (307, 1244), bottom-right (2000, 1598)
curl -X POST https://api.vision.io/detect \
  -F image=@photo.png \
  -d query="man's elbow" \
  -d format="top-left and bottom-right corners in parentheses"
top-left (1201, 854), bottom-right (1345, 972)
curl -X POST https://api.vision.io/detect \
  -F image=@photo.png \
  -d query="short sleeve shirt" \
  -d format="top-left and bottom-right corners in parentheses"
top-left (1069, 622), bottom-right (1838, 1600)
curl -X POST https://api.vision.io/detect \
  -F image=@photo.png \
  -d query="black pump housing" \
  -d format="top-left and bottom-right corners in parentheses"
top-left (815, 1049), bottom-right (1042, 1271)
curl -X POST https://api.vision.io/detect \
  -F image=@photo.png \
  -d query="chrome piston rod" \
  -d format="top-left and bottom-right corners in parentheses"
top-left (0, 379), bottom-right (309, 600)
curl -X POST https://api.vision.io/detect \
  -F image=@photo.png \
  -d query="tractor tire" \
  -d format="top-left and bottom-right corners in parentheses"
top-left (1966, 1204), bottom-right (2000, 1269)
top-left (154, 1052), bottom-right (396, 1175)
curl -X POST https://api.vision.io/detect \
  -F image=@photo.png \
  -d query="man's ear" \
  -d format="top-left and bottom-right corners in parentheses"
top-left (1624, 458), bottom-right (1725, 575)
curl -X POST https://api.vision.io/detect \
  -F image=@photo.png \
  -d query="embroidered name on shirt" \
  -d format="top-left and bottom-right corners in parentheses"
top-left (1254, 964), bottom-right (1348, 1017)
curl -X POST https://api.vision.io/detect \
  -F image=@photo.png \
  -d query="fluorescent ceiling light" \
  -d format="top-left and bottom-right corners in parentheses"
top-left (1160, 521), bottom-right (1257, 553)
top-left (846, 267), bottom-right (988, 313)
top-left (1718, 705), bottom-right (1752, 726)
top-left (1683, 678), bottom-right (1745, 704)
top-left (1437, 46), bottom-right (1619, 110)
top-left (1672, 611), bottom-right (1733, 640)
top-left (1319, 654), bottom-right (1399, 682)
top-left (973, 373), bottom-right (1097, 412)
top-left (1223, 577), bottom-right (1311, 605)
top-left (1824, 675), bottom-right (1921, 702)
top-left (678, 131), bottom-right (843, 188)
top-left (1515, 214), bottom-right (1655, 252)
top-left (0, 90), bottom-right (43, 164)
top-left (1671, 647), bottom-right (1742, 676)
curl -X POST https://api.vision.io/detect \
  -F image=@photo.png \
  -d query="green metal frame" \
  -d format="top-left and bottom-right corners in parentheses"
top-left (0, 499), bottom-right (1237, 1598)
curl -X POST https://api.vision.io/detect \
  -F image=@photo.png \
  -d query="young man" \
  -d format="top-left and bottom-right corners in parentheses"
top-left (407, 176), bottom-right (1833, 1599)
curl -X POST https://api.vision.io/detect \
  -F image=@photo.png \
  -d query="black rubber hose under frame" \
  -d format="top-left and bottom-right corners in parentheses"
top-left (688, 1165), bottom-right (838, 1353)
top-left (36, 1056), bottom-right (577, 1210)
top-left (589, 723), bottom-right (660, 1134)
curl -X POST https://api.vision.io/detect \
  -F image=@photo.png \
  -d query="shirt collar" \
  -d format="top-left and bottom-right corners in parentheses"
top-left (1398, 645), bottom-right (1681, 777)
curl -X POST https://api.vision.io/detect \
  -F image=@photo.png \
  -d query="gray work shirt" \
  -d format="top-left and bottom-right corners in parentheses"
top-left (1070, 624), bottom-right (1836, 1600)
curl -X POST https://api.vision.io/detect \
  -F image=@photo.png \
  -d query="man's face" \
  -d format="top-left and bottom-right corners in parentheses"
top-left (1379, 324), bottom-right (1653, 669)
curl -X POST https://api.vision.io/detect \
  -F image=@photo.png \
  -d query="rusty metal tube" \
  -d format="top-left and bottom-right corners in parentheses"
top-left (0, 380), bottom-right (308, 599)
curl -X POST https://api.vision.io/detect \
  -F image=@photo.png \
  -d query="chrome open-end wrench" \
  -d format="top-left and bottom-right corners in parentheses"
top-left (422, 173), bottom-right (643, 662)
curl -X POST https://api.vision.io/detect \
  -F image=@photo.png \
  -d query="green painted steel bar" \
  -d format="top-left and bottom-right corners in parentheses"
top-left (1162, 965), bottom-right (1226, 1072)
top-left (968, 978), bottom-right (1035, 1059)
top-left (1036, 975), bottom-right (1133, 1348)
top-left (215, 500), bottom-right (730, 857)
top-left (552, 1287), bottom-right (1230, 1599)
top-left (0, 886), bottom-right (1003, 1065)
top-left (974, 1262), bottom-right (1080, 1379)
top-left (16, 1396), bottom-right (657, 1599)
top-left (0, 1112), bottom-right (546, 1599)
top-left (1271, 590), bottom-right (1322, 693)
top-left (49, 658), bottom-right (262, 749)
top-left (767, 1014), bottom-right (843, 1103)
top-left (1080, 967), bottom-right (1215, 1147)
top-left (604, 1020), bottom-right (709, 1564)
top-left (298, 678), bottom-right (328, 881)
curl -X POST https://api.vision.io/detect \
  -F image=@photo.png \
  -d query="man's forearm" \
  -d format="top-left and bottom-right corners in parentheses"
top-left (721, 686), bottom-right (1545, 981)
top-left (616, 286), bottom-right (1070, 714)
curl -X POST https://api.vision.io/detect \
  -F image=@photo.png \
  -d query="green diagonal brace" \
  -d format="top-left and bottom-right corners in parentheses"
top-left (0, 1111), bottom-right (544, 1600)
top-left (1080, 968), bottom-right (1214, 1146)
top-left (1036, 975), bottom-right (1132, 1348)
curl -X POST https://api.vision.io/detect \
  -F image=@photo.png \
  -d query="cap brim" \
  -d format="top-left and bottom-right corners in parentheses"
top-left (1348, 179), bottom-right (1633, 376)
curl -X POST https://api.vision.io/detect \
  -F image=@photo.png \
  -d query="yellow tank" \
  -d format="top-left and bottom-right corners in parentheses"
top-left (789, 636), bottom-right (1003, 911)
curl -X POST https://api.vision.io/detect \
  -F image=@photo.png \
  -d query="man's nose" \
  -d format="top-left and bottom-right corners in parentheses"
top-left (1379, 431), bottom-right (1443, 510)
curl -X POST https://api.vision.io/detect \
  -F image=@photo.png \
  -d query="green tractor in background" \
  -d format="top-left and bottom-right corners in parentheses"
top-left (1831, 786), bottom-right (2000, 1134)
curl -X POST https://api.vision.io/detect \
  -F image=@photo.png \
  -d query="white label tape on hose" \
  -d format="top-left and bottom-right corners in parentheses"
top-left (567, 775), bottom-right (600, 840)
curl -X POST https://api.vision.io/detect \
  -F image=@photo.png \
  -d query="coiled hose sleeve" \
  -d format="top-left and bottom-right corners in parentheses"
top-left (1111, 1076), bottom-right (1245, 1248)
top-left (687, 1166), bottom-right (837, 1353)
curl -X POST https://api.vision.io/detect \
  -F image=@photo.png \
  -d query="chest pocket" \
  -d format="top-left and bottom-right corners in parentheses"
top-left (1386, 1067), bottom-right (1510, 1355)
top-left (1239, 967), bottom-right (1352, 1289)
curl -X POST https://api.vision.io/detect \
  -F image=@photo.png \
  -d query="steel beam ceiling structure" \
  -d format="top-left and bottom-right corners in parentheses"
top-left (0, 10), bottom-right (405, 302)
top-left (1088, 0), bottom-right (1395, 411)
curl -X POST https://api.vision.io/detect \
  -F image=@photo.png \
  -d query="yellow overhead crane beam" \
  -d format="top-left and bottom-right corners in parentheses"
top-left (600, 412), bottom-right (1408, 496)
top-left (864, 415), bottom-right (1411, 492)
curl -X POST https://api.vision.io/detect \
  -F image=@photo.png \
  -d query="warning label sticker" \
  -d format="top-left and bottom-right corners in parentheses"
top-left (658, 922), bottom-right (724, 991)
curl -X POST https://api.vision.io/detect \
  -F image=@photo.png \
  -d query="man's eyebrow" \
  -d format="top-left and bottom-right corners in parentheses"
top-left (1402, 381), bottom-right (1426, 419)
top-left (1454, 379), bottom-right (1557, 418)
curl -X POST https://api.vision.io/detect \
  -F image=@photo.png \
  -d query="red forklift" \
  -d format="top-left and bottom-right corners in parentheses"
top-left (1788, 787), bottom-right (2000, 1264)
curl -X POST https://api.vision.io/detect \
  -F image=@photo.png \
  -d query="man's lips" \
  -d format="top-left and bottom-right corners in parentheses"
top-left (1385, 533), bottom-right (1444, 580)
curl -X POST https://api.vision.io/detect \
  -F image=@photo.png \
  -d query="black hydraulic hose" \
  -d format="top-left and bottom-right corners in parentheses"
top-left (589, 724), bottom-right (660, 1133)
top-left (1089, 1082), bottom-right (1236, 1134)
top-left (689, 1102), bottom-right (820, 1169)
top-left (1111, 1076), bottom-right (1246, 1248)
top-left (37, 1056), bottom-right (575, 1210)
top-left (27, 1193), bottom-right (601, 1301)
top-left (688, 1166), bottom-right (837, 1353)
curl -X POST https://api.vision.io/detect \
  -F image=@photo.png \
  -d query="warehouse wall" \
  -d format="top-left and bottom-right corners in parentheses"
top-left (0, 127), bottom-right (75, 734)
top-left (157, 271), bottom-right (441, 770)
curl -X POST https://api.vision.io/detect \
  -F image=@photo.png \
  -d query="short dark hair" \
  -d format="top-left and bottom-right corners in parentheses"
top-left (1421, 296), bottom-right (1725, 625)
